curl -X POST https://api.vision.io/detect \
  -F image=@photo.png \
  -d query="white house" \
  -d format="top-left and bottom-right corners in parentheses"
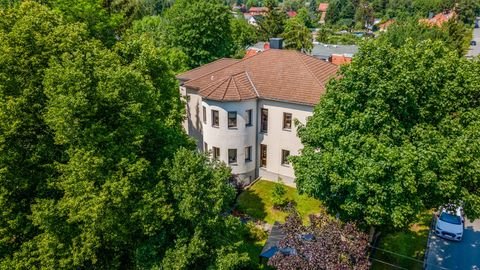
top-left (177, 40), bottom-right (338, 186)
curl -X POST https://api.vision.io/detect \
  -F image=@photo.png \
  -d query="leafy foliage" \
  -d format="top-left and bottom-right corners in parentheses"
top-left (162, 0), bottom-right (234, 68)
top-left (282, 16), bottom-right (314, 53)
top-left (272, 179), bottom-right (288, 207)
top-left (0, 2), bottom-right (248, 269)
top-left (293, 38), bottom-right (480, 230)
top-left (268, 211), bottom-right (370, 269)
top-left (257, 1), bottom-right (287, 41)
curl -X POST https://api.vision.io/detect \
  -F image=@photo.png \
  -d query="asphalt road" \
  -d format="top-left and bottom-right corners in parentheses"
top-left (466, 26), bottom-right (480, 58)
top-left (425, 219), bottom-right (480, 270)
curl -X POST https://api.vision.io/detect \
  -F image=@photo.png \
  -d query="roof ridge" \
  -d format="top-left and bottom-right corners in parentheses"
top-left (203, 77), bottom-right (228, 98)
top-left (231, 74), bottom-right (242, 100)
top-left (180, 58), bottom-right (240, 82)
top-left (222, 76), bottom-right (233, 101)
top-left (245, 71), bottom-right (259, 98)
top-left (297, 52), bottom-right (327, 90)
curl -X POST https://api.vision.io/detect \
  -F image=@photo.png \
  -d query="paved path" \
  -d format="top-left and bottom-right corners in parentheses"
top-left (467, 26), bottom-right (480, 58)
top-left (425, 219), bottom-right (480, 270)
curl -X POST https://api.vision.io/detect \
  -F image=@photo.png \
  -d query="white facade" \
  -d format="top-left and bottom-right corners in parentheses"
top-left (181, 86), bottom-right (313, 186)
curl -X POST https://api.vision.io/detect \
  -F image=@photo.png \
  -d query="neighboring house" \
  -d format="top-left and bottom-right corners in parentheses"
top-left (378, 19), bottom-right (395, 32)
top-left (317, 3), bottom-right (329, 24)
top-left (244, 13), bottom-right (263, 26)
top-left (420, 10), bottom-right (456, 27)
top-left (177, 39), bottom-right (338, 185)
top-left (287, 10), bottom-right (297, 18)
top-left (249, 7), bottom-right (269, 16)
top-left (311, 43), bottom-right (358, 63)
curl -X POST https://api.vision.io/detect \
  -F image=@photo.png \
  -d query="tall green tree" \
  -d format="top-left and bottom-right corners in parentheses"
top-left (258, 0), bottom-right (287, 40)
top-left (231, 17), bottom-right (258, 58)
top-left (0, 2), bottom-right (248, 269)
top-left (162, 0), bottom-right (234, 68)
top-left (282, 16), bottom-right (313, 52)
top-left (293, 39), bottom-right (480, 230)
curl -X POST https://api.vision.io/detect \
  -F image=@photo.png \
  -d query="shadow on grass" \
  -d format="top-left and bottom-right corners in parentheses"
top-left (372, 211), bottom-right (432, 270)
top-left (236, 189), bottom-right (267, 221)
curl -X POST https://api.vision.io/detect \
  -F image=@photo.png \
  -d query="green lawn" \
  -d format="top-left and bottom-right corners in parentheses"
top-left (371, 211), bottom-right (433, 270)
top-left (236, 179), bottom-right (324, 224)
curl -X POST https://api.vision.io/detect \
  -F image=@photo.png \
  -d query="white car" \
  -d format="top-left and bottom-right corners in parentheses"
top-left (434, 206), bottom-right (464, 241)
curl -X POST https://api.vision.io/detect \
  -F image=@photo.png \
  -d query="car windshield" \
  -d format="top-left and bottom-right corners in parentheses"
top-left (439, 212), bottom-right (462, 225)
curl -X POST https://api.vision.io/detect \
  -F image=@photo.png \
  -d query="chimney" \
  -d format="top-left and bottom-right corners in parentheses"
top-left (269, 38), bottom-right (283, 50)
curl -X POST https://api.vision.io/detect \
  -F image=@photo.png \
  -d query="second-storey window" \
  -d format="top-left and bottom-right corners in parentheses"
top-left (212, 110), bottom-right (219, 127)
top-left (228, 149), bottom-right (237, 164)
top-left (246, 109), bottom-right (253, 126)
top-left (228, 111), bottom-right (237, 128)
top-left (261, 108), bottom-right (268, 133)
top-left (283, 112), bottom-right (292, 130)
top-left (202, 106), bottom-right (207, 123)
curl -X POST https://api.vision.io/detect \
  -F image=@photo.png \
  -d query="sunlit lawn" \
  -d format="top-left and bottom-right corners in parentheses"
top-left (236, 179), bottom-right (324, 224)
top-left (371, 211), bottom-right (433, 270)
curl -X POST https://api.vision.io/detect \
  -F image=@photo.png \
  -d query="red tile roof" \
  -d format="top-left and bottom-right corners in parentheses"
top-left (420, 11), bottom-right (456, 27)
top-left (176, 58), bottom-right (239, 81)
top-left (178, 49), bottom-right (339, 106)
top-left (287, 10), bottom-right (297, 17)
top-left (318, 3), bottom-right (329, 12)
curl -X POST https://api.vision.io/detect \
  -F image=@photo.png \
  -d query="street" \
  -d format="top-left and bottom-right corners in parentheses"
top-left (425, 219), bottom-right (480, 270)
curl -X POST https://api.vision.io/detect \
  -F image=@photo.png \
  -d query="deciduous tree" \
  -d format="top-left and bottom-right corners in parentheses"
top-left (293, 38), bottom-right (480, 230)
top-left (268, 212), bottom-right (370, 269)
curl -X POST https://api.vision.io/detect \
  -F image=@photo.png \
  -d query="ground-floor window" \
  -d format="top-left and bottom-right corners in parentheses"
top-left (281, 149), bottom-right (290, 165)
top-left (245, 146), bottom-right (252, 162)
top-left (213, 147), bottom-right (220, 160)
top-left (260, 144), bottom-right (267, 167)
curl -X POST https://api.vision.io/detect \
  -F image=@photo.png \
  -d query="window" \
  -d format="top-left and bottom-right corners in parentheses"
top-left (202, 106), bottom-right (207, 123)
top-left (246, 109), bottom-right (253, 126)
top-left (212, 110), bottom-right (219, 127)
top-left (213, 147), bottom-right (220, 160)
top-left (261, 109), bottom-right (268, 133)
top-left (228, 111), bottom-right (237, 128)
top-left (281, 150), bottom-right (290, 165)
top-left (228, 149), bottom-right (237, 164)
top-left (283, 113), bottom-right (292, 130)
top-left (245, 146), bottom-right (252, 162)
top-left (204, 142), bottom-right (208, 153)
top-left (260, 144), bottom-right (267, 167)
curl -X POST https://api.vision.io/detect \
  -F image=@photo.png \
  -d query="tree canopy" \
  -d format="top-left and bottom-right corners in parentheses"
top-left (0, 2), bottom-right (249, 268)
top-left (293, 38), bottom-right (480, 230)
top-left (268, 212), bottom-right (370, 269)
top-left (282, 16), bottom-right (313, 53)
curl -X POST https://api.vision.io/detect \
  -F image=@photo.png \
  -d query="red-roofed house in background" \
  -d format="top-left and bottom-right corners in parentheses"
top-left (177, 39), bottom-right (338, 186)
top-left (249, 7), bottom-right (268, 16)
top-left (330, 54), bottom-right (353, 65)
top-left (318, 3), bottom-right (329, 24)
top-left (287, 10), bottom-right (297, 18)
top-left (420, 10), bottom-right (456, 27)
top-left (378, 19), bottom-right (395, 32)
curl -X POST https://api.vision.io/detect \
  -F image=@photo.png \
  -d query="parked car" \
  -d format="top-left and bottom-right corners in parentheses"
top-left (435, 205), bottom-right (464, 241)
top-left (471, 40), bottom-right (477, 46)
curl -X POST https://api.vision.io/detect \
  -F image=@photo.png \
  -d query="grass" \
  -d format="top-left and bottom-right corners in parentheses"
top-left (236, 179), bottom-right (324, 224)
top-left (371, 211), bottom-right (433, 270)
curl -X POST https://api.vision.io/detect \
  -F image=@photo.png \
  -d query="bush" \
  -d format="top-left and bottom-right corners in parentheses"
top-left (272, 179), bottom-right (288, 208)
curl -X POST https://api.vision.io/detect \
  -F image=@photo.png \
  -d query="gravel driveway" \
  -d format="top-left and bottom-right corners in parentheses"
top-left (425, 219), bottom-right (480, 270)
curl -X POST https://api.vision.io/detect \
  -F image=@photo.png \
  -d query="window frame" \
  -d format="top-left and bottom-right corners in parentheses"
top-left (245, 146), bottom-right (252, 162)
top-left (202, 106), bottom-right (207, 124)
top-left (228, 111), bottom-right (237, 129)
top-left (212, 110), bottom-right (219, 127)
top-left (260, 108), bottom-right (268, 133)
top-left (212, 147), bottom-right (220, 160)
top-left (228, 148), bottom-right (237, 164)
top-left (281, 149), bottom-right (290, 165)
top-left (260, 144), bottom-right (267, 168)
top-left (245, 109), bottom-right (253, 127)
top-left (283, 112), bottom-right (292, 130)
